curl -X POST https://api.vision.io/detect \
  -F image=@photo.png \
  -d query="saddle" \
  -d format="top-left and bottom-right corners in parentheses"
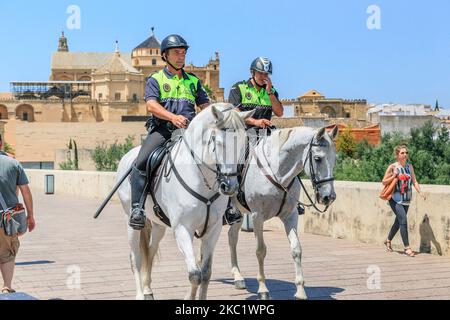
top-left (235, 127), bottom-right (276, 212)
top-left (143, 131), bottom-right (183, 227)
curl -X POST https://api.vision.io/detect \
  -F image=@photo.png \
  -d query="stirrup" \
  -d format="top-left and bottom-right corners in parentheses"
top-left (224, 207), bottom-right (243, 226)
top-left (129, 207), bottom-right (146, 230)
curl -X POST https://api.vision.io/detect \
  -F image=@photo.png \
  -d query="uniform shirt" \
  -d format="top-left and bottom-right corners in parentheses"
top-left (228, 79), bottom-right (280, 120)
top-left (145, 67), bottom-right (210, 121)
top-left (0, 155), bottom-right (29, 208)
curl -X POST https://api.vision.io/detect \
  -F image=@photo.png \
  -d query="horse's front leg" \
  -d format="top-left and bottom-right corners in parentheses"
top-left (253, 214), bottom-right (270, 300)
top-left (228, 218), bottom-right (246, 290)
top-left (142, 223), bottom-right (166, 300)
top-left (283, 210), bottom-right (307, 300)
top-left (198, 222), bottom-right (222, 300)
top-left (175, 225), bottom-right (201, 300)
top-left (127, 226), bottom-right (145, 300)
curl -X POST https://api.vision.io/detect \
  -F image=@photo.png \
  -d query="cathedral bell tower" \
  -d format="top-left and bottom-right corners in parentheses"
top-left (58, 31), bottom-right (69, 52)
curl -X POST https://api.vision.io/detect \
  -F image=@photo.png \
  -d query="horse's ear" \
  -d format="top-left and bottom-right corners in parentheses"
top-left (329, 125), bottom-right (339, 140)
top-left (211, 105), bottom-right (224, 122)
top-left (239, 109), bottom-right (255, 121)
top-left (316, 127), bottom-right (326, 141)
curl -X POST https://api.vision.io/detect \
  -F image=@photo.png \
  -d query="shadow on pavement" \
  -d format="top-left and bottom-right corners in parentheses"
top-left (16, 260), bottom-right (56, 266)
top-left (216, 278), bottom-right (345, 300)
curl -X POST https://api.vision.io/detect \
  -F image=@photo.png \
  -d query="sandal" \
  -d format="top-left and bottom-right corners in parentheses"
top-left (1, 287), bottom-right (16, 294)
top-left (384, 240), bottom-right (393, 252)
top-left (404, 247), bottom-right (416, 257)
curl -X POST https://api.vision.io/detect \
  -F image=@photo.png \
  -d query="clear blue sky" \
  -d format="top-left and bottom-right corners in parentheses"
top-left (0, 0), bottom-right (449, 107)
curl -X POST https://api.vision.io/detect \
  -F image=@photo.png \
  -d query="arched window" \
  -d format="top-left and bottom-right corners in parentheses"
top-left (0, 105), bottom-right (8, 120)
top-left (16, 104), bottom-right (35, 122)
top-left (321, 106), bottom-right (336, 118)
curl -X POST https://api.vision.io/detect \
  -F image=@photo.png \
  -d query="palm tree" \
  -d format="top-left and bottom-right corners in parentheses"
top-left (203, 84), bottom-right (216, 102)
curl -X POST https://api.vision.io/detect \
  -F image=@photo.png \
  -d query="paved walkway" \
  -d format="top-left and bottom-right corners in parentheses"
top-left (5, 192), bottom-right (450, 300)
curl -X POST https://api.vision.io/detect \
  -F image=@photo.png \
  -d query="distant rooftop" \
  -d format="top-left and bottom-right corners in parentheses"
top-left (133, 27), bottom-right (161, 50)
top-left (368, 103), bottom-right (432, 116)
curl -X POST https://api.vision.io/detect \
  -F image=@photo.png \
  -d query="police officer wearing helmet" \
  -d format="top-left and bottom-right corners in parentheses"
top-left (229, 57), bottom-right (283, 129)
top-left (129, 34), bottom-right (210, 230)
top-left (224, 57), bottom-right (284, 225)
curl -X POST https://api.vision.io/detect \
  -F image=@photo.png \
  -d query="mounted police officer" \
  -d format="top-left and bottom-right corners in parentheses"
top-left (129, 34), bottom-right (210, 230)
top-left (224, 57), bottom-right (284, 225)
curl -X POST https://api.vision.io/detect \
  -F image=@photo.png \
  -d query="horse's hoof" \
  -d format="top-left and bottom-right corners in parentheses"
top-left (234, 280), bottom-right (246, 290)
top-left (144, 294), bottom-right (154, 300)
top-left (295, 289), bottom-right (308, 300)
top-left (258, 292), bottom-right (271, 300)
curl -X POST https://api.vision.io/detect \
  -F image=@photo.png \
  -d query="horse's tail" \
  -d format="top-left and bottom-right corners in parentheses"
top-left (139, 219), bottom-right (152, 286)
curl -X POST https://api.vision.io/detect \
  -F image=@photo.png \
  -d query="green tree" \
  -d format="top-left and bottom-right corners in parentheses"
top-left (336, 127), bottom-right (356, 158)
top-left (4, 142), bottom-right (15, 155)
top-left (92, 136), bottom-right (135, 172)
top-left (333, 121), bottom-right (450, 185)
top-left (203, 84), bottom-right (216, 101)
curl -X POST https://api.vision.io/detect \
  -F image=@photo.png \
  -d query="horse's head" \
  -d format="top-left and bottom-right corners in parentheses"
top-left (304, 126), bottom-right (339, 206)
top-left (186, 103), bottom-right (254, 196)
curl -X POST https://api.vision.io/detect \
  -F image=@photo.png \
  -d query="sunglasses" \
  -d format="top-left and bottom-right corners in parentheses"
top-left (400, 152), bottom-right (408, 155)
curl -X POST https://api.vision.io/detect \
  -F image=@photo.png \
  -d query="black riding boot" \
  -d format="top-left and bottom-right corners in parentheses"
top-left (223, 199), bottom-right (243, 226)
top-left (129, 167), bottom-right (148, 230)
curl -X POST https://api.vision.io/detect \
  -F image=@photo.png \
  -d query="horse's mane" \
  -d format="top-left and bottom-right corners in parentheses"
top-left (211, 103), bottom-right (246, 131)
top-left (273, 127), bottom-right (316, 152)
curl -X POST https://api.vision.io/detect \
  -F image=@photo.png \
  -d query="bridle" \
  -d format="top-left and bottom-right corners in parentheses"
top-left (251, 135), bottom-right (335, 215)
top-left (164, 108), bottom-right (244, 238)
top-left (297, 137), bottom-right (335, 213)
top-left (179, 108), bottom-right (242, 191)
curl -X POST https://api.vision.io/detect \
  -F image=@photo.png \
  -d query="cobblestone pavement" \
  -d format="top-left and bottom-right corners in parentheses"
top-left (4, 193), bottom-right (450, 300)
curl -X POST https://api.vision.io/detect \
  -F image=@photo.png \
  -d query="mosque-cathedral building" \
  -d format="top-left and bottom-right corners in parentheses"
top-left (0, 30), bottom-right (375, 167)
top-left (0, 29), bottom-right (223, 124)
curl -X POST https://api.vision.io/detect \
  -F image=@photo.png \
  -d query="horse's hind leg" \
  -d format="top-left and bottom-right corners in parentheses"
top-left (198, 222), bottom-right (222, 300)
top-left (283, 210), bottom-right (307, 300)
top-left (142, 223), bottom-right (166, 300)
top-left (174, 225), bottom-right (201, 300)
top-left (228, 219), bottom-right (246, 290)
top-left (253, 214), bottom-right (270, 300)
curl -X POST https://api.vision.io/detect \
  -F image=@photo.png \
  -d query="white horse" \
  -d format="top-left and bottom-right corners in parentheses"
top-left (117, 103), bottom-right (253, 300)
top-left (228, 126), bottom-right (338, 300)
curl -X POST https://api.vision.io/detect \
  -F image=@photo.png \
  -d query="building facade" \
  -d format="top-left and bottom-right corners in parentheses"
top-left (0, 30), bottom-right (224, 126)
top-left (282, 89), bottom-right (369, 121)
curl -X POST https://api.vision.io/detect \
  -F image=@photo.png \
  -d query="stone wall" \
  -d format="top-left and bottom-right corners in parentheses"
top-left (0, 98), bottom-right (146, 123)
top-left (24, 169), bottom-right (450, 257)
top-left (12, 122), bottom-right (147, 162)
top-left (292, 181), bottom-right (450, 256)
top-left (8, 116), bottom-right (376, 163)
top-left (0, 121), bottom-right (5, 150)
